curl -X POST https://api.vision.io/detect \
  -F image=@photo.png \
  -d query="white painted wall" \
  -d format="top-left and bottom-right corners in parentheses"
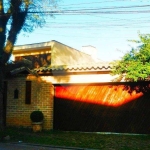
top-left (40, 73), bottom-right (119, 84)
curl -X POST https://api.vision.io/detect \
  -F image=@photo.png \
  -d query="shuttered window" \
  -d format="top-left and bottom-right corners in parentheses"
top-left (25, 81), bottom-right (31, 104)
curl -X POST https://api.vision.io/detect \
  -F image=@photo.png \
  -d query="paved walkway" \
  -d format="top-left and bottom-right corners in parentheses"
top-left (0, 143), bottom-right (93, 150)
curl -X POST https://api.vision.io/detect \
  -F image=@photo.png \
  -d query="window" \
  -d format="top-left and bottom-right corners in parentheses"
top-left (25, 81), bottom-right (31, 104)
top-left (14, 88), bottom-right (19, 99)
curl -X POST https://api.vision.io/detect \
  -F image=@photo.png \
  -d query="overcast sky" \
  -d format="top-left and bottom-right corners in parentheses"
top-left (15, 0), bottom-right (150, 61)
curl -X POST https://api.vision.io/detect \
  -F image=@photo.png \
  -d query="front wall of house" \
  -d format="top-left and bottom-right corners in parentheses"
top-left (6, 73), bottom-right (114, 130)
top-left (6, 73), bottom-right (150, 133)
top-left (6, 75), bottom-right (54, 130)
top-left (40, 73), bottom-right (117, 83)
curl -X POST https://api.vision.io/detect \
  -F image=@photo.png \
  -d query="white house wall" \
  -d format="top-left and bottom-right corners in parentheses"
top-left (39, 73), bottom-right (118, 84)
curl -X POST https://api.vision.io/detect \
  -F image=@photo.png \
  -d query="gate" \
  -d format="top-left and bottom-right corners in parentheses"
top-left (54, 84), bottom-right (150, 134)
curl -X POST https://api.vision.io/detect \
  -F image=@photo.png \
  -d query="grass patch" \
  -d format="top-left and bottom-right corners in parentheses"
top-left (0, 127), bottom-right (150, 149)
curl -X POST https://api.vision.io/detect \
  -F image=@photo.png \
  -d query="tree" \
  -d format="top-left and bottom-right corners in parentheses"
top-left (111, 33), bottom-right (150, 82)
top-left (0, 0), bottom-right (59, 130)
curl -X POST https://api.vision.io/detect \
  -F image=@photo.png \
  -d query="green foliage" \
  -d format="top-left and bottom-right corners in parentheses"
top-left (30, 110), bottom-right (44, 122)
top-left (112, 33), bottom-right (150, 81)
top-left (0, 0), bottom-right (59, 63)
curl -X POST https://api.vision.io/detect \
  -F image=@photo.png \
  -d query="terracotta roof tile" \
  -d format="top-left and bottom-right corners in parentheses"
top-left (34, 62), bottom-right (112, 73)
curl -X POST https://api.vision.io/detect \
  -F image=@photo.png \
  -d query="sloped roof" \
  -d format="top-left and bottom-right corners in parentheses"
top-left (34, 62), bottom-right (112, 74)
top-left (10, 67), bottom-right (32, 75)
top-left (13, 40), bottom-right (111, 74)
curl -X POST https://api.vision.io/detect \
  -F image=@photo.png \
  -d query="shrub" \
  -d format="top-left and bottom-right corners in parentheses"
top-left (30, 110), bottom-right (44, 122)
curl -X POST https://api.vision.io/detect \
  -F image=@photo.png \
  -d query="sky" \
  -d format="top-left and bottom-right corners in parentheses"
top-left (15, 0), bottom-right (150, 61)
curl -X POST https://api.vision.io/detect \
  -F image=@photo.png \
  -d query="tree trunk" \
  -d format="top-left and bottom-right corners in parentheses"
top-left (0, 91), bottom-right (4, 131)
top-left (0, 65), bottom-right (4, 130)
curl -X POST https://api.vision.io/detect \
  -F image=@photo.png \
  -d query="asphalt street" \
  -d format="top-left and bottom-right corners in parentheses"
top-left (0, 143), bottom-right (83, 150)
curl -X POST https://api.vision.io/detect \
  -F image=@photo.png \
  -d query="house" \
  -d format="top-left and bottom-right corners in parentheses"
top-left (5, 40), bottom-right (150, 134)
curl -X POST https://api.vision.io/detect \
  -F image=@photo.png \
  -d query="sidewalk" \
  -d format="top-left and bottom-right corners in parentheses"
top-left (0, 143), bottom-right (96, 150)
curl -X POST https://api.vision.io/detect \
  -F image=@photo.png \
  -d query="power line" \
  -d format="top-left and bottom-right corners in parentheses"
top-left (58, 0), bottom-right (123, 6)
top-left (25, 10), bottom-right (150, 15)
top-left (2, 1), bottom-right (150, 41)
top-left (59, 4), bottom-right (150, 11)
top-left (1, 4), bottom-right (150, 16)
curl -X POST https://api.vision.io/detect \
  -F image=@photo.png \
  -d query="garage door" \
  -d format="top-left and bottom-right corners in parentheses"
top-left (54, 84), bottom-right (150, 134)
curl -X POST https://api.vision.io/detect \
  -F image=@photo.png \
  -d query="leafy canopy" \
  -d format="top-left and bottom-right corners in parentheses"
top-left (111, 33), bottom-right (150, 82)
top-left (0, 0), bottom-right (59, 63)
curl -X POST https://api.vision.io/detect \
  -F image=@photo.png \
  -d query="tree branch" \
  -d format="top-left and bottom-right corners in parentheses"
top-left (0, 0), bottom-right (4, 14)
top-left (2, 0), bottom-right (29, 63)
top-left (0, 1), bottom-right (11, 65)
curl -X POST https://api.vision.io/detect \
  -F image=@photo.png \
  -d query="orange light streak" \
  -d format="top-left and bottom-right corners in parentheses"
top-left (55, 85), bottom-right (143, 107)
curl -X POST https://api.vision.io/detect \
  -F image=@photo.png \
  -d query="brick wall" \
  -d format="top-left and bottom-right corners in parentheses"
top-left (6, 75), bottom-right (54, 130)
